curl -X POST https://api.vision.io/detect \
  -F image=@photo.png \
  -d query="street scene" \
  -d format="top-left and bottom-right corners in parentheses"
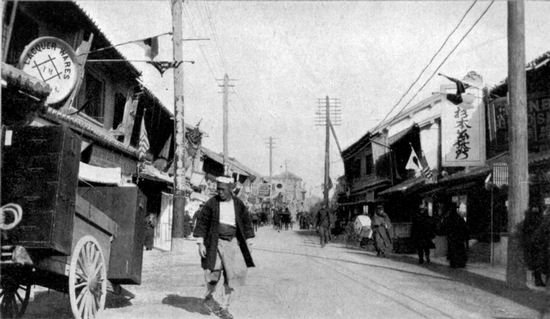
top-left (1, 1), bottom-right (550, 319)
top-left (18, 227), bottom-right (550, 319)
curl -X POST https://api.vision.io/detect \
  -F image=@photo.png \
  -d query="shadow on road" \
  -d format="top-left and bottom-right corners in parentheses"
top-left (387, 253), bottom-right (550, 315)
top-left (161, 294), bottom-right (211, 315)
top-left (105, 292), bottom-right (133, 309)
top-left (289, 230), bottom-right (550, 314)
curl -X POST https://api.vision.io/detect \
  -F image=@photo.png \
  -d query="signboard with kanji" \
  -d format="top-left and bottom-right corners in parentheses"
top-left (441, 72), bottom-right (486, 167)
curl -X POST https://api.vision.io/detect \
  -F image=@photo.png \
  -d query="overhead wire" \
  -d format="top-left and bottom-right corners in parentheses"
top-left (379, 0), bottom-right (479, 126)
top-left (393, 0), bottom-right (495, 119)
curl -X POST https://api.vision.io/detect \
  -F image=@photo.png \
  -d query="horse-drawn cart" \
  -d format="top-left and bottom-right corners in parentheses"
top-left (1, 125), bottom-right (145, 319)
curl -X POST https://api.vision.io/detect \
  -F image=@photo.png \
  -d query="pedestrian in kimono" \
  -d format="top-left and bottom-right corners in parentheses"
top-left (532, 206), bottom-right (550, 287)
top-left (411, 203), bottom-right (436, 264)
top-left (183, 210), bottom-right (192, 239)
top-left (317, 205), bottom-right (331, 247)
top-left (372, 205), bottom-right (392, 257)
top-left (444, 204), bottom-right (469, 268)
top-left (520, 206), bottom-right (546, 286)
top-left (144, 213), bottom-right (157, 250)
top-left (193, 176), bottom-right (255, 319)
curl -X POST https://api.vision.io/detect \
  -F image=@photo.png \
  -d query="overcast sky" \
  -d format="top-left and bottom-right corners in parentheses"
top-left (77, 0), bottom-right (550, 197)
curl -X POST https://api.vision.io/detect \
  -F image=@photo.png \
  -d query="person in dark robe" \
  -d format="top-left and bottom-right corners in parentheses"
top-left (520, 206), bottom-right (545, 286)
top-left (532, 206), bottom-right (550, 287)
top-left (317, 205), bottom-right (331, 248)
top-left (444, 205), bottom-right (469, 268)
top-left (183, 210), bottom-right (192, 239)
top-left (372, 205), bottom-right (392, 257)
top-left (250, 209), bottom-right (259, 233)
top-left (144, 213), bottom-right (157, 250)
top-left (193, 176), bottom-right (255, 319)
top-left (411, 204), bottom-right (436, 264)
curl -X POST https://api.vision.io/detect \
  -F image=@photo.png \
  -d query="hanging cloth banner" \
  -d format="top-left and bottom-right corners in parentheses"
top-left (441, 71), bottom-right (486, 167)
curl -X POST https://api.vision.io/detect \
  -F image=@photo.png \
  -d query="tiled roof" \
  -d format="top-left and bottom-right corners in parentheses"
top-left (379, 176), bottom-right (426, 196)
top-left (43, 108), bottom-right (140, 159)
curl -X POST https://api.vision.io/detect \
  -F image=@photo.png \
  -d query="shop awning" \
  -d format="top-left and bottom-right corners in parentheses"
top-left (79, 162), bottom-right (122, 185)
top-left (349, 178), bottom-right (391, 195)
top-left (438, 166), bottom-right (491, 184)
top-left (379, 176), bottom-right (426, 196)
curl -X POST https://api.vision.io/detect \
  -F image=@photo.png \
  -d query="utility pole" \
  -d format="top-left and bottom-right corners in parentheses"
top-left (265, 137), bottom-right (276, 217)
top-left (171, 0), bottom-right (186, 251)
top-left (315, 97), bottom-right (341, 207)
top-left (506, 0), bottom-right (528, 288)
top-left (218, 74), bottom-right (235, 175)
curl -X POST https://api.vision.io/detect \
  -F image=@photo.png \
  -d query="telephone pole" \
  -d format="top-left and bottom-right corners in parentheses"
top-left (218, 74), bottom-right (235, 175)
top-left (265, 137), bottom-right (277, 184)
top-left (315, 97), bottom-right (341, 207)
top-left (265, 137), bottom-right (277, 216)
top-left (170, 0), bottom-right (186, 251)
top-left (506, 0), bottom-right (528, 288)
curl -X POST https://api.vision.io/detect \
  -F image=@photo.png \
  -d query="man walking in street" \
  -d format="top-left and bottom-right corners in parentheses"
top-left (317, 204), bottom-right (331, 248)
top-left (193, 176), bottom-right (255, 319)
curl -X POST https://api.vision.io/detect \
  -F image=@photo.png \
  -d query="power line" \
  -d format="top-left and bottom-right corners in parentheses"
top-left (394, 0), bottom-right (495, 118)
top-left (200, 0), bottom-right (229, 74)
top-left (379, 0), bottom-right (479, 125)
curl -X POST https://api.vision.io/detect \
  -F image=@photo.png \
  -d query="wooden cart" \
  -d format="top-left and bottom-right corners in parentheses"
top-left (1, 125), bottom-right (145, 319)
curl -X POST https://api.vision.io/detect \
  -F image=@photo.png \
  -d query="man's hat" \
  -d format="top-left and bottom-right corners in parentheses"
top-left (216, 175), bottom-right (233, 184)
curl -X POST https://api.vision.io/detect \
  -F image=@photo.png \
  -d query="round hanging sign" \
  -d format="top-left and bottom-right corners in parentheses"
top-left (18, 37), bottom-right (79, 105)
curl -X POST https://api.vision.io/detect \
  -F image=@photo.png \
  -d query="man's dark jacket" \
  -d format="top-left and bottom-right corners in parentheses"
top-left (193, 195), bottom-right (255, 271)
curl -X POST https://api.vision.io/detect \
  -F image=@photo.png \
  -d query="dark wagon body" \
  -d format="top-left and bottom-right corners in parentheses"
top-left (1, 125), bottom-right (146, 319)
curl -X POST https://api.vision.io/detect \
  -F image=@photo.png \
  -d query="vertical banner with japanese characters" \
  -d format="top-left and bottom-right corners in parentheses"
top-left (442, 72), bottom-right (486, 167)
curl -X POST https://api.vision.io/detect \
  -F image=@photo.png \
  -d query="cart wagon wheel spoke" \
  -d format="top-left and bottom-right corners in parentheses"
top-left (74, 281), bottom-right (87, 289)
top-left (15, 291), bottom-right (23, 304)
top-left (76, 286), bottom-right (88, 306)
top-left (0, 277), bottom-right (32, 319)
top-left (69, 236), bottom-right (107, 319)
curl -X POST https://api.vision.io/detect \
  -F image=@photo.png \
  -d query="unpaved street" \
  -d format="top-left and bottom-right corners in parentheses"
top-left (24, 226), bottom-right (549, 319)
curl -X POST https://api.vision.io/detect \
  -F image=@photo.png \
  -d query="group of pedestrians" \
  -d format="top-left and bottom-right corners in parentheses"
top-left (351, 202), bottom-right (470, 268)
top-left (411, 202), bottom-right (468, 268)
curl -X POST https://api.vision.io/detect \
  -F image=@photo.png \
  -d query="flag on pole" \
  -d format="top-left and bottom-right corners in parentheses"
top-left (139, 115), bottom-right (150, 159)
top-left (439, 72), bottom-right (483, 109)
top-left (136, 36), bottom-right (159, 60)
top-left (405, 145), bottom-right (422, 176)
top-left (419, 151), bottom-right (434, 181)
top-left (405, 145), bottom-right (434, 181)
top-left (439, 73), bottom-right (470, 105)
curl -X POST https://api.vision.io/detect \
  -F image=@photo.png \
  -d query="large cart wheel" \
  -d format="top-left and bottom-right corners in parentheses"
top-left (0, 276), bottom-right (31, 319)
top-left (68, 236), bottom-right (107, 319)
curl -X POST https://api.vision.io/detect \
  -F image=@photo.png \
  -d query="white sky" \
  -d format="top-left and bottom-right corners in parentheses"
top-left (77, 0), bottom-right (550, 197)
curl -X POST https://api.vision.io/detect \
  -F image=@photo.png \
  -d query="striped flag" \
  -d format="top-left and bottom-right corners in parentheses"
top-left (139, 115), bottom-right (150, 159)
top-left (419, 152), bottom-right (434, 181)
top-left (405, 144), bottom-right (434, 181)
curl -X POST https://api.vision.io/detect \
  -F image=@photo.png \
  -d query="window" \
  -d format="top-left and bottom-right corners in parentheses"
top-left (365, 153), bottom-right (373, 175)
top-left (113, 93), bottom-right (126, 130)
top-left (4, 9), bottom-right (39, 65)
top-left (76, 70), bottom-right (105, 124)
